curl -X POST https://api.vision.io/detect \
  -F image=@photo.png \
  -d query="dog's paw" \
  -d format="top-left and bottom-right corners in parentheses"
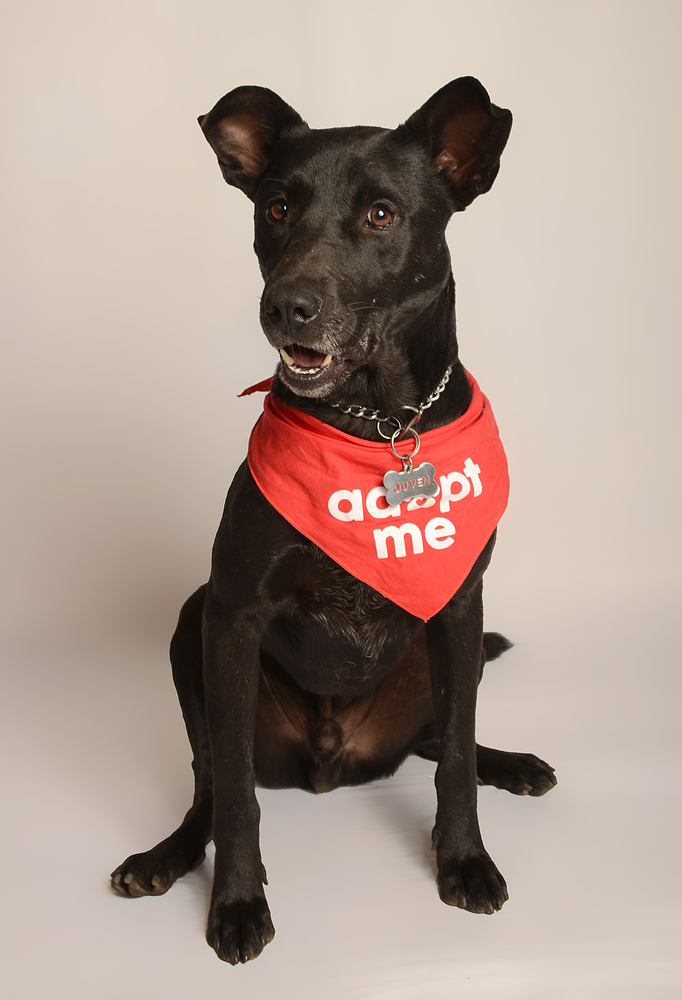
top-left (110, 845), bottom-right (205, 898)
top-left (476, 745), bottom-right (557, 796)
top-left (206, 897), bottom-right (275, 964)
top-left (437, 851), bottom-right (508, 914)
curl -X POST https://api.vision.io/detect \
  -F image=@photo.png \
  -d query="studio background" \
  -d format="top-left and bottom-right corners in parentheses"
top-left (2, 1), bottom-right (680, 997)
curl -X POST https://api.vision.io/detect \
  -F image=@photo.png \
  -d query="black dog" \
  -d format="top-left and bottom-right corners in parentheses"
top-left (111, 77), bottom-right (556, 964)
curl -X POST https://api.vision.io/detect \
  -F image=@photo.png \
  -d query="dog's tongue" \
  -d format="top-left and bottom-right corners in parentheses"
top-left (289, 344), bottom-right (328, 367)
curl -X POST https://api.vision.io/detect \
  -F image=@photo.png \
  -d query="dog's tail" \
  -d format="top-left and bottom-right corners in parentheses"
top-left (482, 631), bottom-right (513, 662)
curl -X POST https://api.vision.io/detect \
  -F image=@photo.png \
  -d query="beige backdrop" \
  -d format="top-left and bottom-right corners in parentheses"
top-left (2, 1), bottom-right (680, 997)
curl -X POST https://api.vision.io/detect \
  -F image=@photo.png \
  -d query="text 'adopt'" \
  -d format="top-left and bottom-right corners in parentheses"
top-left (328, 457), bottom-right (483, 560)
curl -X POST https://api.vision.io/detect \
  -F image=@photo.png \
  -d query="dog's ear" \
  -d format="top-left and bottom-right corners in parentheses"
top-left (396, 77), bottom-right (512, 211)
top-left (198, 86), bottom-right (307, 199)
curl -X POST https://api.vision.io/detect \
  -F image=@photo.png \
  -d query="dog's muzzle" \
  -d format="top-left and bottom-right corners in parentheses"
top-left (261, 279), bottom-right (365, 396)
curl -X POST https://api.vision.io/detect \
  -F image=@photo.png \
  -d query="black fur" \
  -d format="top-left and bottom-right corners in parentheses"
top-left (111, 77), bottom-right (556, 964)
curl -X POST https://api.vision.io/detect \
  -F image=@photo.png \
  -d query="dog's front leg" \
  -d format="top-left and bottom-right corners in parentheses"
top-left (202, 585), bottom-right (275, 964)
top-left (425, 545), bottom-right (509, 915)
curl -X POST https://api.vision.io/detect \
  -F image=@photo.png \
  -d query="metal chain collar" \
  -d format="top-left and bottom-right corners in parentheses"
top-left (329, 365), bottom-right (453, 440)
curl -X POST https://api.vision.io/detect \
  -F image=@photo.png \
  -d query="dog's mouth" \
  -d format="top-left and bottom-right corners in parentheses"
top-left (278, 344), bottom-right (349, 395)
top-left (280, 344), bottom-right (333, 375)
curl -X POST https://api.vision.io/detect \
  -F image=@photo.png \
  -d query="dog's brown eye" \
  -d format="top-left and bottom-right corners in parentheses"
top-left (269, 201), bottom-right (287, 222)
top-left (367, 204), bottom-right (394, 228)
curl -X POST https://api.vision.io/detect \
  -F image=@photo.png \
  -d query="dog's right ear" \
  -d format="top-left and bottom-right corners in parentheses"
top-left (198, 86), bottom-right (307, 199)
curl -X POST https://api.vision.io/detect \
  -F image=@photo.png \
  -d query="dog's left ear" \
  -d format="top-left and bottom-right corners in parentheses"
top-left (198, 86), bottom-right (307, 199)
top-left (396, 77), bottom-right (512, 211)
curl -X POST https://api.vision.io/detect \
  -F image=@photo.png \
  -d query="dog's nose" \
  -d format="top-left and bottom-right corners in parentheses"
top-left (263, 283), bottom-right (323, 335)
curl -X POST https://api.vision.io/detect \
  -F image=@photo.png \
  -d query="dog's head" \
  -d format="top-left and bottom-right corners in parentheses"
top-left (199, 79), bottom-right (511, 402)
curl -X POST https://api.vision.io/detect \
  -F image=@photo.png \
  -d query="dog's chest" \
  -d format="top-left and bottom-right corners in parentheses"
top-left (260, 541), bottom-right (421, 696)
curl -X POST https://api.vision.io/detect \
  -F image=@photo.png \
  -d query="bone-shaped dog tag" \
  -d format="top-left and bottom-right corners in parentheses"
top-left (383, 462), bottom-right (438, 506)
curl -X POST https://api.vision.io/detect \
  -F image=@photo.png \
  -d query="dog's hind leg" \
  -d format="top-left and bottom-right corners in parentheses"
top-left (478, 632), bottom-right (557, 794)
top-left (413, 632), bottom-right (557, 796)
top-left (111, 585), bottom-right (213, 897)
top-left (414, 734), bottom-right (555, 795)
top-left (476, 745), bottom-right (556, 796)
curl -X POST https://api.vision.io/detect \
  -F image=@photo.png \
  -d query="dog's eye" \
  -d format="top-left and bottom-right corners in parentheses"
top-left (269, 201), bottom-right (288, 222)
top-left (367, 204), bottom-right (394, 228)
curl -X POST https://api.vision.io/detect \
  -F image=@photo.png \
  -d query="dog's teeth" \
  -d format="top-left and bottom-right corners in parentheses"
top-left (280, 350), bottom-right (334, 376)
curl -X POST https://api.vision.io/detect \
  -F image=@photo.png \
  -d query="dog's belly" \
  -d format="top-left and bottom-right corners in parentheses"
top-left (254, 622), bottom-right (433, 793)
top-left (261, 542), bottom-right (421, 697)
top-left (253, 541), bottom-right (432, 792)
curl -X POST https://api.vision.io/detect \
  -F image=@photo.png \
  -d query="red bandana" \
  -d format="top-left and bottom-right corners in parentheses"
top-left (245, 372), bottom-right (509, 621)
